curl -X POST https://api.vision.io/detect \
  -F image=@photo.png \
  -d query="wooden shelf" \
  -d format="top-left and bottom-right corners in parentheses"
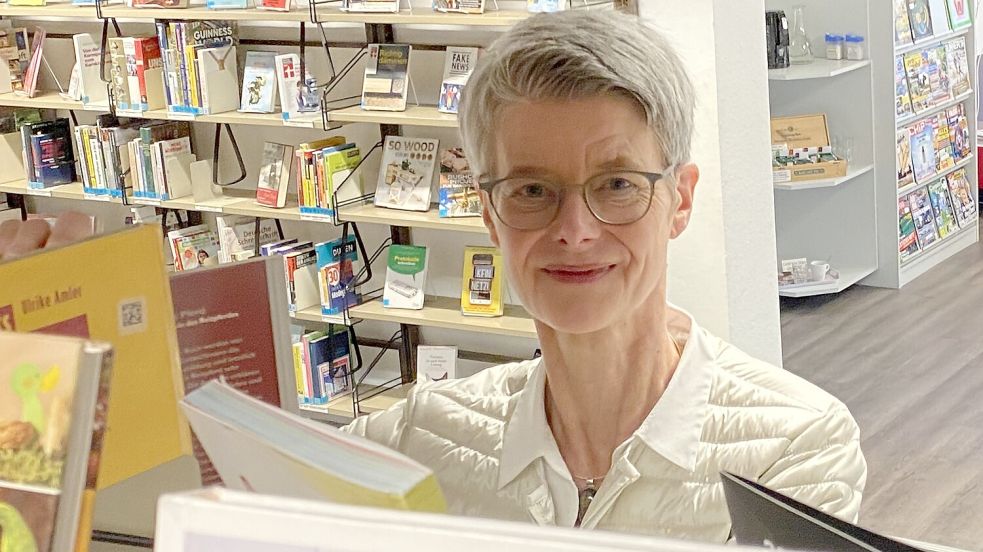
top-left (768, 58), bottom-right (871, 81)
top-left (778, 265), bottom-right (877, 298)
top-left (0, 91), bottom-right (87, 111)
top-left (773, 163), bottom-right (874, 191)
top-left (339, 202), bottom-right (487, 233)
top-left (327, 105), bottom-right (458, 128)
top-left (310, 7), bottom-right (527, 26)
top-left (0, 179), bottom-right (89, 200)
top-left (348, 295), bottom-right (536, 339)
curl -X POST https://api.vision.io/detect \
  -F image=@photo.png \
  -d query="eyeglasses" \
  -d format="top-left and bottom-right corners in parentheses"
top-left (477, 169), bottom-right (672, 230)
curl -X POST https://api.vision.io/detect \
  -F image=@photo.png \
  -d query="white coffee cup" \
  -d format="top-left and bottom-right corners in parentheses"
top-left (810, 260), bottom-right (830, 282)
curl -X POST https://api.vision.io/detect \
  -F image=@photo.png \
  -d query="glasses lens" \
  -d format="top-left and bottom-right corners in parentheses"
top-left (585, 172), bottom-right (655, 224)
top-left (492, 178), bottom-right (561, 230)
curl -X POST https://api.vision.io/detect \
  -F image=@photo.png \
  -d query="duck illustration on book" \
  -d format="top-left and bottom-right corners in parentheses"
top-left (0, 501), bottom-right (38, 552)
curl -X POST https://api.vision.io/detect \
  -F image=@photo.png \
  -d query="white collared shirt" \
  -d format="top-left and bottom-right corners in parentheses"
top-left (496, 307), bottom-right (715, 527)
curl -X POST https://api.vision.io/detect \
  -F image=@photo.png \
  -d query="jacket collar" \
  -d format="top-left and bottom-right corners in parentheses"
top-left (496, 306), bottom-right (714, 491)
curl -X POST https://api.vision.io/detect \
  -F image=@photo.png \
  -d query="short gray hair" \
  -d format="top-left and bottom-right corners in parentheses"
top-left (459, 10), bottom-right (695, 178)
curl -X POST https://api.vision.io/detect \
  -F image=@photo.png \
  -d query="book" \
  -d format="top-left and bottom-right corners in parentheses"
top-left (903, 51), bottom-right (931, 113)
top-left (107, 38), bottom-right (132, 111)
top-left (256, 142), bottom-right (295, 208)
top-left (239, 51), bottom-right (278, 113)
top-left (437, 47), bottom-right (478, 114)
top-left (180, 380), bottom-right (446, 510)
top-left (295, 136), bottom-right (346, 215)
top-left (896, 129), bottom-right (914, 189)
top-left (123, 37), bottom-right (166, 112)
top-left (416, 345), bottom-right (458, 382)
top-left (908, 119), bottom-right (936, 183)
top-left (944, 37), bottom-right (971, 97)
top-left (129, 0), bottom-right (189, 8)
top-left (895, 0), bottom-right (914, 46)
top-left (315, 235), bottom-right (360, 317)
top-left (22, 119), bottom-right (75, 188)
top-left (946, 0), bottom-right (973, 28)
top-left (0, 27), bottom-right (30, 92)
top-left (927, 0), bottom-right (952, 34)
top-left (258, 0), bottom-right (289, 10)
top-left (184, 21), bottom-right (238, 114)
top-left (215, 215), bottom-right (280, 263)
top-left (461, 246), bottom-right (504, 317)
top-left (946, 168), bottom-right (977, 227)
top-left (925, 45), bottom-right (951, 105)
top-left (898, 195), bottom-right (921, 261)
top-left (927, 178), bottom-right (958, 238)
top-left (18, 28), bottom-right (45, 98)
top-left (931, 112), bottom-right (955, 173)
top-left (361, 44), bottom-right (411, 111)
top-left (906, 0), bottom-right (935, 41)
top-left (173, 228), bottom-right (220, 271)
top-left (0, 225), bottom-right (193, 551)
top-left (374, 136), bottom-right (439, 211)
top-left (894, 55), bottom-right (913, 118)
top-left (72, 34), bottom-right (107, 107)
top-left (0, 332), bottom-right (111, 552)
top-left (342, 0), bottom-right (399, 12)
top-left (275, 53), bottom-right (319, 121)
top-left (383, 244), bottom-right (428, 310)
top-left (434, 0), bottom-right (484, 13)
top-left (167, 224), bottom-right (213, 270)
top-left (207, 0), bottom-right (249, 7)
top-left (305, 328), bottom-right (351, 403)
top-left (170, 256), bottom-right (298, 486)
top-left (438, 147), bottom-right (481, 218)
top-left (945, 103), bottom-right (972, 162)
top-left (908, 186), bottom-right (940, 248)
top-left (196, 44), bottom-right (239, 115)
top-left (284, 246), bottom-right (319, 313)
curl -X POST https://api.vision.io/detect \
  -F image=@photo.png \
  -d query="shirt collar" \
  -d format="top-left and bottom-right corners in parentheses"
top-left (497, 307), bottom-right (714, 490)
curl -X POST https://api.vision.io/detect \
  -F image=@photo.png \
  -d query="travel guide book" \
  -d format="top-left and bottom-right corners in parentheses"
top-left (374, 136), bottom-right (439, 211)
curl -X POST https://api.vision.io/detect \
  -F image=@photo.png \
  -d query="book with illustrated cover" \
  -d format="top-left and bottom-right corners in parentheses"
top-left (239, 51), bottom-right (277, 113)
top-left (906, 0), bottom-right (934, 42)
top-left (256, 142), bottom-right (295, 208)
top-left (908, 119), bottom-right (936, 183)
top-left (945, 103), bottom-right (972, 162)
top-left (925, 45), bottom-right (951, 105)
top-left (22, 119), bottom-right (75, 188)
top-left (931, 112), bottom-right (955, 173)
top-left (18, 29), bottom-right (45, 99)
top-left (215, 215), bottom-right (280, 263)
top-left (316, 235), bottom-right (359, 317)
top-left (461, 246), bottom-right (504, 317)
top-left (123, 37), bottom-right (166, 113)
top-left (895, 55), bottom-right (913, 118)
top-left (944, 37), bottom-right (971, 97)
top-left (927, 178), bottom-right (958, 238)
top-left (275, 53), bottom-right (319, 120)
top-left (108, 38), bottom-right (132, 111)
top-left (374, 136), bottom-right (439, 211)
top-left (438, 147), bottom-right (481, 217)
top-left (895, 0), bottom-right (914, 46)
top-left (0, 225), bottom-right (194, 552)
top-left (383, 244), bottom-right (428, 310)
top-left (258, 0), bottom-right (290, 10)
top-left (361, 44), bottom-right (411, 112)
top-left (437, 47), bottom-right (478, 114)
top-left (173, 228), bottom-right (220, 272)
top-left (896, 129), bottom-right (914, 189)
top-left (908, 186), bottom-right (939, 248)
top-left (433, 0), bottom-right (484, 13)
top-left (899, 196), bottom-right (921, 260)
top-left (0, 333), bottom-right (112, 552)
top-left (903, 51), bottom-right (931, 113)
top-left (946, 168), bottom-right (977, 227)
top-left (0, 27), bottom-right (30, 92)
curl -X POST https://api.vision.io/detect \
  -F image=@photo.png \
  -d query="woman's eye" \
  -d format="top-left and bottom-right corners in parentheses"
top-left (519, 184), bottom-right (547, 198)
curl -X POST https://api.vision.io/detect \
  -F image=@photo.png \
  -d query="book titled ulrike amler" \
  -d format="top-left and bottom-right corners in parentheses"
top-left (384, 244), bottom-right (428, 310)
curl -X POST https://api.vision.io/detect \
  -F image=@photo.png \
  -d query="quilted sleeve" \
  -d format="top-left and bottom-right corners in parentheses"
top-left (756, 403), bottom-right (868, 523)
top-left (340, 399), bottom-right (409, 451)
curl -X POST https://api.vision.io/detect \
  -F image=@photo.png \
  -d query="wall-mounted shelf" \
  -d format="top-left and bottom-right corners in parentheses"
top-left (0, 179), bottom-right (87, 200)
top-left (339, 203), bottom-right (487, 233)
top-left (897, 90), bottom-right (975, 127)
top-left (348, 295), bottom-right (537, 339)
top-left (327, 105), bottom-right (458, 128)
top-left (773, 163), bottom-right (874, 191)
top-left (768, 58), bottom-right (871, 81)
top-left (310, 7), bottom-right (527, 27)
top-left (897, 155), bottom-right (976, 198)
top-left (895, 27), bottom-right (971, 56)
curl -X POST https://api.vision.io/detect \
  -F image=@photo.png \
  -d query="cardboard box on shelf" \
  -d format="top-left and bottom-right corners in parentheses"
top-left (770, 113), bottom-right (848, 183)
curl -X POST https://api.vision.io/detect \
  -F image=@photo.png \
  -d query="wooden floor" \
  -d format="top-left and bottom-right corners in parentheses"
top-left (780, 223), bottom-right (983, 550)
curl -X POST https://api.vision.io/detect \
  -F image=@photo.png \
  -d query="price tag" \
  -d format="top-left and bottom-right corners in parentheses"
top-left (167, 111), bottom-right (197, 121)
top-left (772, 170), bottom-right (792, 184)
top-left (30, 188), bottom-right (52, 197)
top-left (84, 193), bottom-right (113, 202)
top-left (134, 198), bottom-right (161, 206)
top-left (300, 214), bottom-right (332, 223)
top-left (196, 204), bottom-right (224, 213)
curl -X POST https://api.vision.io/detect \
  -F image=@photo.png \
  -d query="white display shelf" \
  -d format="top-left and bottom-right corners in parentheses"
top-left (895, 27), bottom-right (971, 56)
top-left (291, 305), bottom-right (352, 326)
top-left (327, 105), bottom-right (458, 128)
top-left (300, 384), bottom-right (411, 421)
top-left (897, 90), bottom-right (974, 127)
top-left (768, 58), bottom-right (871, 81)
top-left (773, 163), bottom-right (874, 191)
top-left (0, 179), bottom-right (87, 200)
top-left (897, 155), bottom-right (975, 198)
top-left (348, 295), bottom-right (537, 339)
top-left (339, 202), bottom-right (487, 233)
top-left (309, 7), bottom-right (528, 26)
top-left (900, 221), bottom-right (978, 273)
top-left (778, 265), bottom-right (877, 298)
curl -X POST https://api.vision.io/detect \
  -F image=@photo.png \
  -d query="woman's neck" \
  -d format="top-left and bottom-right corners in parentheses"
top-left (537, 289), bottom-right (681, 480)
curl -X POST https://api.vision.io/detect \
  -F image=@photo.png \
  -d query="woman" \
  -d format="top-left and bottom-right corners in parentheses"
top-left (347, 9), bottom-right (866, 542)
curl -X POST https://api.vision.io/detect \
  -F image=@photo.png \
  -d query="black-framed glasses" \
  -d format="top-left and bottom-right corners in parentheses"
top-left (477, 169), bottom-right (672, 230)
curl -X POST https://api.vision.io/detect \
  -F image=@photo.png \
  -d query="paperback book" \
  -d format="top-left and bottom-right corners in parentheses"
top-left (946, 168), bottom-right (977, 227)
top-left (361, 43), bottom-right (411, 111)
top-left (438, 147), bottom-right (481, 217)
top-left (898, 196), bottom-right (920, 261)
top-left (383, 244), bottom-right (428, 310)
top-left (215, 215), bottom-right (280, 263)
top-left (416, 345), bottom-right (458, 382)
top-left (927, 178), bottom-right (958, 238)
top-left (72, 34), bottom-right (108, 107)
top-left (896, 129), bottom-right (915, 189)
top-left (256, 142), bottom-right (295, 208)
top-left (18, 28), bottom-right (45, 99)
top-left (197, 44), bottom-right (239, 115)
top-left (316, 235), bottom-right (360, 317)
top-left (275, 53), bottom-right (320, 121)
top-left (908, 186), bottom-right (940, 248)
top-left (22, 119), bottom-right (75, 189)
top-left (437, 47), bottom-right (478, 114)
top-left (460, 246), bottom-right (504, 317)
top-left (374, 136), bottom-right (439, 211)
top-left (240, 51), bottom-right (278, 113)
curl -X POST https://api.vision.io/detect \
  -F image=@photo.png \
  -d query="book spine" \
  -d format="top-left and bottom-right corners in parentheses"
top-left (184, 23), bottom-right (200, 110)
top-left (296, 150), bottom-right (306, 208)
top-left (175, 23), bottom-right (191, 109)
top-left (286, 255), bottom-right (297, 311)
top-left (155, 23), bottom-right (174, 108)
top-left (89, 130), bottom-right (106, 191)
top-left (74, 127), bottom-right (91, 190)
top-left (314, 150), bottom-right (326, 210)
top-left (196, 54), bottom-right (209, 113)
top-left (122, 38), bottom-right (141, 112)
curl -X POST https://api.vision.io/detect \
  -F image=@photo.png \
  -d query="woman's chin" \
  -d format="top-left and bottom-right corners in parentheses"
top-left (530, 303), bottom-right (618, 335)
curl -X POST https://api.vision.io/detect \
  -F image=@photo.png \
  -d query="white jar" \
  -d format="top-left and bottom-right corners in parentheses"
top-left (845, 34), bottom-right (865, 60)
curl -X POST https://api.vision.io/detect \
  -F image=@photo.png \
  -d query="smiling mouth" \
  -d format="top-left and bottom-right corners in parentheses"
top-left (542, 265), bottom-right (615, 283)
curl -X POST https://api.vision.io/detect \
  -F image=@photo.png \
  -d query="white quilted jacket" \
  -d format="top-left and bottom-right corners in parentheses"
top-left (344, 321), bottom-right (867, 543)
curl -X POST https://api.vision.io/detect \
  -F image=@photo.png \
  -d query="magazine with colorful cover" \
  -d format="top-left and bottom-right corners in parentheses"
top-left (383, 244), bottom-right (428, 310)
top-left (906, 0), bottom-right (935, 42)
top-left (944, 37), bottom-right (971, 97)
top-left (908, 119), bottom-right (936, 183)
top-left (895, 0), bottom-right (914, 46)
top-left (946, 168), bottom-right (977, 227)
top-left (438, 147), bottom-right (481, 217)
top-left (945, 103), bottom-right (972, 162)
top-left (908, 186), bottom-right (940, 248)
top-left (927, 178), bottom-right (958, 238)
top-left (896, 129), bottom-right (915, 189)
top-left (437, 47), bottom-right (478, 114)
top-left (931, 113), bottom-right (955, 173)
top-left (895, 55), bottom-right (913, 118)
top-left (903, 51), bottom-right (931, 113)
top-left (925, 45), bottom-right (952, 106)
top-left (361, 44), bottom-right (411, 112)
top-left (374, 136), bottom-right (439, 211)
top-left (899, 196), bottom-right (920, 260)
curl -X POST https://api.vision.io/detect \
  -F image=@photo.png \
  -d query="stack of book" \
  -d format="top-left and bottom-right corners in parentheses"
top-left (293, 327), bottom-right (353, 407)
top-left (21, 118), bottom-right (75, 190)
top-left (126, 120), bottom-right (194, 201)
top-left (296, 136), bottom-right (364, 218)
top-left (107, 36), bottom-right (167, 114)
top-left (74, 115), bottom-right (141, 199)
top-left (155, 20), bottom-right (239, 116)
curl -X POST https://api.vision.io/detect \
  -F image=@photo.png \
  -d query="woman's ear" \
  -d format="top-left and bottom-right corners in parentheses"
top-left (669, 163), bottom-right (699, 240)
top-left (480, 191), bottom-right (501, 247)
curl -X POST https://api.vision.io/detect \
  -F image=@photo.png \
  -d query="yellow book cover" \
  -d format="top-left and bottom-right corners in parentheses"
top-left (460, 246), bottom-right (504, 317)
top-left (0, 226), bottom-right (192, 532)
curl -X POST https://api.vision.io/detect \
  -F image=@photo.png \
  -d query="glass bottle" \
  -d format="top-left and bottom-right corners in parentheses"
top-left (788, 5), bottom-right (813, 64)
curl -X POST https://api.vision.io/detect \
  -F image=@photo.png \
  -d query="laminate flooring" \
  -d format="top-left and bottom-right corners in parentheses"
top-left (780, 223), bottom-right (983, 550)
